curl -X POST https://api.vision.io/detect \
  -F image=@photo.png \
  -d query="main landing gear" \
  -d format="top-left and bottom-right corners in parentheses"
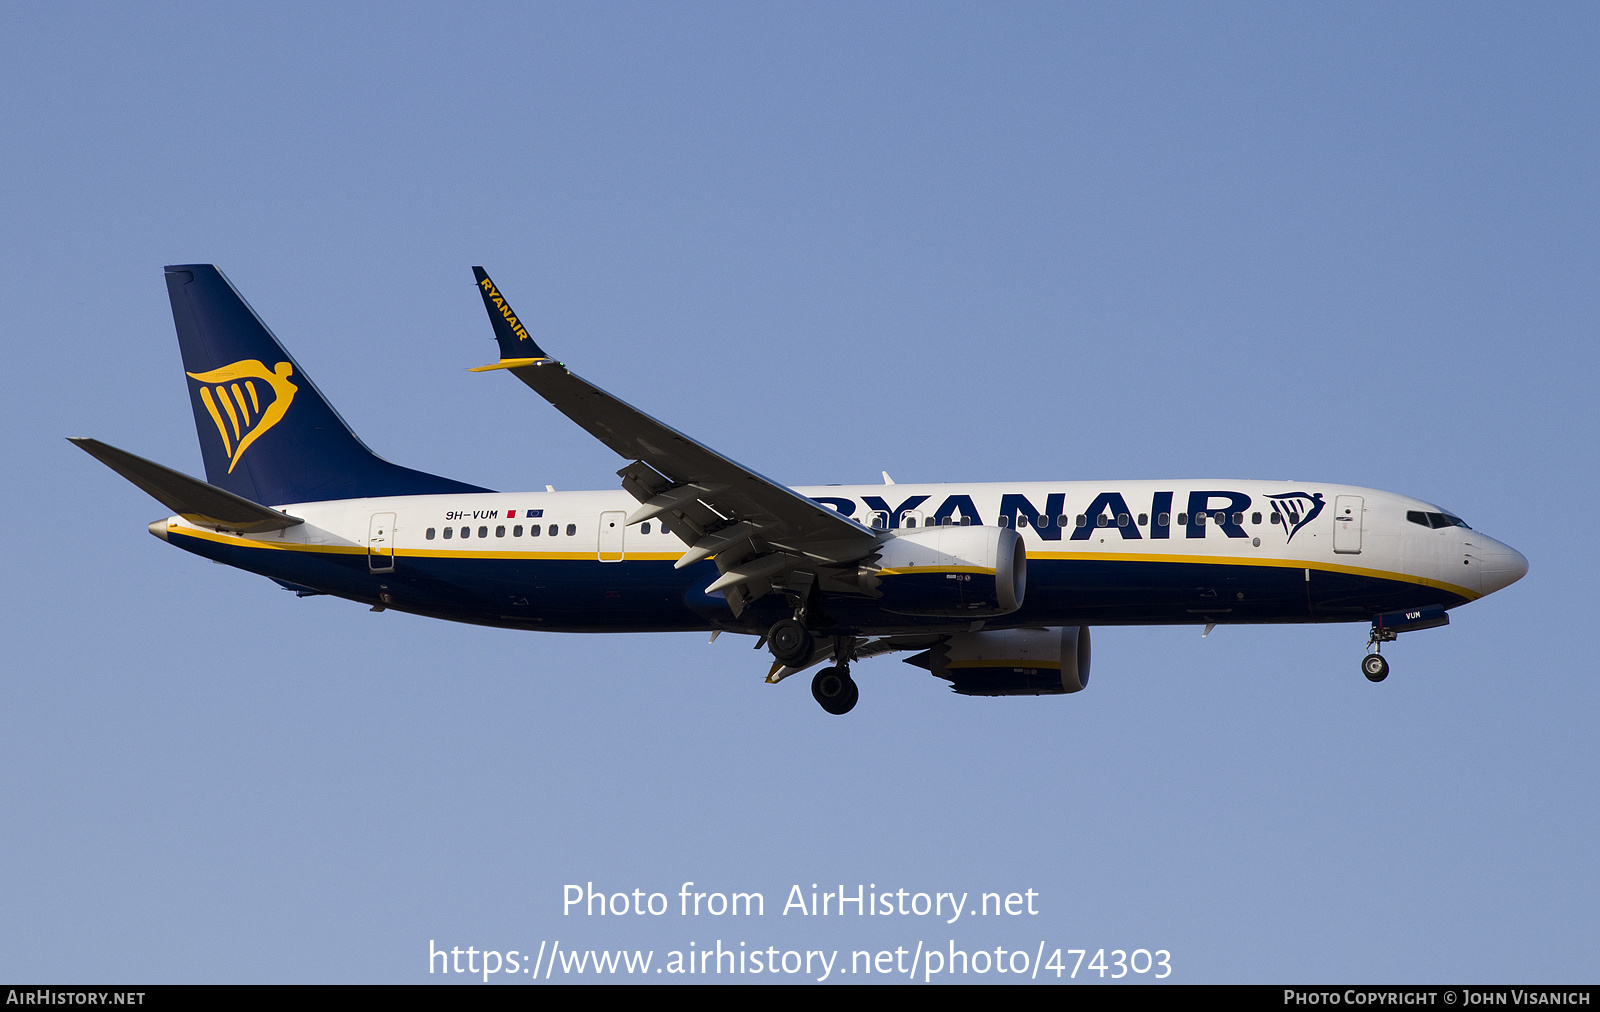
top-left (811, 665), bottom-right (859, 715)
top-left (766, 617), bottom-right (813, 666)
top-left (766, 617), bottom-right (859, 715)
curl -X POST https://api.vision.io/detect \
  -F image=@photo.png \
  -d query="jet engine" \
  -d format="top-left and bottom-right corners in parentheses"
top-left (867, 525), bottom-right (1026, 617)
top-left (904, 626), bottom-right (1091, 696)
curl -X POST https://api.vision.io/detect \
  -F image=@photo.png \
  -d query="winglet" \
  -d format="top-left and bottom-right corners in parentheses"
top-left (472, 267), bottom-right (551, 364)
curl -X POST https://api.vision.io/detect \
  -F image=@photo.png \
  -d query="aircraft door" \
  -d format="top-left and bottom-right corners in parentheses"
top-left (598, 511), bottom-right (625, 562)
top-left (368, 512), bottom-right (396, 573)
top-left (1332, 496), bottom-right (1363, 554)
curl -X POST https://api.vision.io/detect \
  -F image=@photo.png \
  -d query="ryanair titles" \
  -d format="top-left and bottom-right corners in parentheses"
top-left (478, 276), bottom-right (531, 342)
top-left (810, 489), bottom-right (1326, 542)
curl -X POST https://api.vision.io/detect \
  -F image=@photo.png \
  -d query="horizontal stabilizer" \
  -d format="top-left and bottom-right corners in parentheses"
top-left (69, 437), bottom-right (304, 533)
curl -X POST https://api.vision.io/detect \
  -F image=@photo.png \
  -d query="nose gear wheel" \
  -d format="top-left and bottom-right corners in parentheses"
top-left (1361, 653), bottom-right (1389, 682)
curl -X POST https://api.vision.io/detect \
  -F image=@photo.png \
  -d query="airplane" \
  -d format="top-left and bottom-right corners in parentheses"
top-left (72, 264), bottom-right (1529, 715)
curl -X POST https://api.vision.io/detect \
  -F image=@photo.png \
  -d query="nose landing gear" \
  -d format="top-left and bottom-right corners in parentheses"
top-left (1363, 624), bottom-right (1395, 682)
top-left (1359, 605), bottom-right (1450, 683)
top-left (1361, 652), bottom-right (1389, 682)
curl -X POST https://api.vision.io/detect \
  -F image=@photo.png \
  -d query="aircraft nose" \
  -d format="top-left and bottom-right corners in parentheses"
top-left (1477, 539), bottom-right (1528, 595)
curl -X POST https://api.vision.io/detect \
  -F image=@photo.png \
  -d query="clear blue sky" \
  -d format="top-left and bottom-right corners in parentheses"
top-left (2, 2), bottom-right (1595, 983)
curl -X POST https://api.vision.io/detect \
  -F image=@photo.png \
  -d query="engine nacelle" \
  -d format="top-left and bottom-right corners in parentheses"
top-left (869, 525), bottom-right (1026, 617)
top-left (905, 626), bottom-right (1091, 696)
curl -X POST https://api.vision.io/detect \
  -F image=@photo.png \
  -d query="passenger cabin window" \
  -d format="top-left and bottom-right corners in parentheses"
top-left (1231, 512), bottom-right (1243, 525)
top-left (641, 522), bottom-right (651, 534)
top-left (1270, 512), bottom-right (1281, 525)
top-left (1016, 515), bottom-right (1030, 528)
top-left (529, 524), bottom-right (540, 536)
top-left (479, 526), bottom-right (488, 538)
top-left (1158, 512), bottom-right (1170, 526)
top-left (513, 525), bottom-right (523, 537)
top-left (496, 525), bottom-right (506, 538)
top-left (1096, 514), bottom-right (1109, 527)
top-left (661, 523), bottom-right (671, 535)
top-left (1251, 512), bottom-right (1262, 525)
top-left (548, 524), bottom-right (557, 536)
top-left (1057, 515), bottom-right (1070, 528)
top-left (869, 511), bottom-right (888, 530)
top-left (566, 524), bottom-right (577, 536)
top-left (1117, 513), bottom-right (1130, 526)
top-left (460, 526), bottom-right (470, 539)
top-left (1178, 513), bottom-right (1191, 525)
top-left (443, 527), bottom-right (453, 539)
top-left (1076, 515), bottom-right (1087, 528)
top-left (997, 516), bottom-right (1009, 528)
top-left (1137, 513), bottom-right (1148, 526)
top-left (426, 528), bottom-right (436, 540)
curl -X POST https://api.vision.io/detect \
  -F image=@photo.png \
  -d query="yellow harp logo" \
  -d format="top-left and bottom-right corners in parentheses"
top-left (186, 360), bottom-right (298, 472)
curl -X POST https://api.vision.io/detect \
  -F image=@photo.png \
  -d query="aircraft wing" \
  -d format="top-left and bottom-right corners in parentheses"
top-left (469, 268), bottom-right (880, 615)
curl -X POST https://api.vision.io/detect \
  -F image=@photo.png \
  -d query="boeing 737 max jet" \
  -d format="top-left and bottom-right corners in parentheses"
top-left (71, 265), bottom-right (1528, 714)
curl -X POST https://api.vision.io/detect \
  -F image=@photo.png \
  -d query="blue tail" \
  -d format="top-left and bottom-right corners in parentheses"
top-left (164, 265), bottom-right (490, 505)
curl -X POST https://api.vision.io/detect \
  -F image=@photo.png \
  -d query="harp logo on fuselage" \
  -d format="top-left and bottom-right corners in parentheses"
top-left (186, 360), bottom-right (298, 472)
top-left (1264, 492), bottom-right (1325, 543)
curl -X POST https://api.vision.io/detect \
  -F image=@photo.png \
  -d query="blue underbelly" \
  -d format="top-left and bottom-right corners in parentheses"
top-left (169, 533), bottom-right (1469, 634)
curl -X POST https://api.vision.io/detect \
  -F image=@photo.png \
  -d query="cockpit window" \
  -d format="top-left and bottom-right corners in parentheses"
top-left (1407, 509), bottom-right (1471, 530)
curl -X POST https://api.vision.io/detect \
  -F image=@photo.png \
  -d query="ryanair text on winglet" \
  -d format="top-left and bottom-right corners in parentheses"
top-left (478, 276), bottom-right (531, 342)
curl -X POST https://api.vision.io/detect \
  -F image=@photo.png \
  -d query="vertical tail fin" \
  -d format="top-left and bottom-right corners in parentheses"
top-left (164, 265), bottom-right (490, 504)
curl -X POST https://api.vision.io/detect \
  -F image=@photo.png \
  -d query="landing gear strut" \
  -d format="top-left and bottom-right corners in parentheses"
top-left (1363, 626), bottom-right (1394, 682)
top-left (811, 665), bottom-right (859, 715)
